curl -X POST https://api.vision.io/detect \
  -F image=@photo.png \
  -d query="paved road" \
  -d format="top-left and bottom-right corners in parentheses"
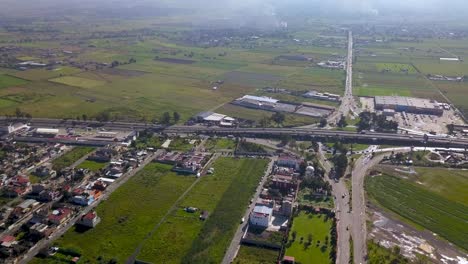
top-left (350, 148), bottom-right (387, 264)
top-left (317, 144), bottom-right (351, 264)
top-left (221, 157), bottom-right (276, 264)
top-left (19, 151), bottom-right (159, 264)
top-left (329, 31), bottom-right (355, 124)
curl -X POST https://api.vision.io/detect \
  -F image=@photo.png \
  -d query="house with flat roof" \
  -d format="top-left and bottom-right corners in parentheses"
top-left (250, 205), bottom-right (273, 228)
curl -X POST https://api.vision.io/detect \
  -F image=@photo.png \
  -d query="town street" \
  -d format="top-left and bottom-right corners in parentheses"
top-left (317, 144), bottom-right (351, 264)
top-left (221, 156), bottom-right (276, 264)
top-left (351, 150), bottom-right (385, 264)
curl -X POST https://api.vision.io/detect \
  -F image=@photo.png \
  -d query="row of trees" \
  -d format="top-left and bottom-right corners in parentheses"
top-left (357, 111), bottom-right (398, 132)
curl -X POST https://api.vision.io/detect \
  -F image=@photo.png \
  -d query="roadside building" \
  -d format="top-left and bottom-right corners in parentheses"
top-left (76, 212), bottom-right (101, 228)
top-left (249, 205), bottom-right (273, 228)
top-left (194, 111), bottom-right (236, 127)
top-left (48, 208), bottom-right (73, 225)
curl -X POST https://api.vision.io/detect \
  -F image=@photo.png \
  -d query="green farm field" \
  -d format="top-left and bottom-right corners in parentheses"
top-left (285, 212), bottom-right (334, 264)
top-left (0, 74), bottom-right (28, 89)
top-left (137, 157), bottom-right (269, 263)
top-left (365, 174), bottom-right (468, 251)
top-left (49, 163), bottom-right (196, 263)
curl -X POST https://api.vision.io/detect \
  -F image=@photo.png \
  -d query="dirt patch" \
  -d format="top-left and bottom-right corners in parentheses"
top-left (368, 205), bottom-right (467, 264)
top-left (98, 68), bottom-right (148, 77)
top-left (156, 58), bottom-right (196, 64)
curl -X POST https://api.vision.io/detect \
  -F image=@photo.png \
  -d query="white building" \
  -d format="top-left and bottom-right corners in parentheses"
top-left (249, 205), bottom-right (273, 228)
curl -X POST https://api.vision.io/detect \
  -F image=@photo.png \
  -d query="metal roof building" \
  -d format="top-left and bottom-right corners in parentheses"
top-left (374, 96), bottom-right (443, 116)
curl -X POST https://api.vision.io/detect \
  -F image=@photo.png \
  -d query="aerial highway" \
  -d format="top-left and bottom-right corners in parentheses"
top-left (164, 126), bottom-right (468, 148)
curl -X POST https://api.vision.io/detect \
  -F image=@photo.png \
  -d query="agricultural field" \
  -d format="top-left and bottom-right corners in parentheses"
top-left (233, 245), bottom-right (279, 264)
top-left (356, 38), bottom-right (468, 116)
top-left (51, 147), bottom-right (95, 171)
top-left (0, 74), bottom-right (28, 89)
top-left (76, 160), bottom-right (108, 172)
top-left (47, 163), bottom-right (196, 263)
top-left (11, 67), bottom-right (82, 81)
top-left (0, 21), bottom-right (346, 127)
top-left (137, 157), bottom-right (269, 263)
top-left (49, 76), bottom-right (106, 89)
top-left (285, 212), bottom-right (334, 264)
top-left (365, 174), bottom-right (468, 251)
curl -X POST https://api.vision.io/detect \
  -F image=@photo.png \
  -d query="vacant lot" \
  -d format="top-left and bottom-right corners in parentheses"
top-left (49, 76), bottom-right (106, 88)
top-left (233, 245), bottom-right (279, 264)
top-left (137, 158), bottom-right (269, 264)
top-left (0, 74), bottom-right (28, 89)
top-left (365, 174), bottom-right (468, 251)
top-left (367, 240), bottom-right (409, 264)
top-left (53, 163), bottom-right (195, 263)
top-left (52, 147), bottom-right (95, 171)
top-left (204, 138), bottom-right (236, 150)
top-left (285, 212), bottom-right (333, 264)
top-left (76, 160), bottom-right (108, 172)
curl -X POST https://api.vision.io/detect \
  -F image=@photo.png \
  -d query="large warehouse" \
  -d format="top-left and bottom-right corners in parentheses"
top-left (374, 96), bottom-right (443, 116)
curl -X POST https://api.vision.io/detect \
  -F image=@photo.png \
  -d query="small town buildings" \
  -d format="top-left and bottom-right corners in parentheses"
top-left (76, 212), bottom-right (100, 228)
top-left (48, 208), bottom-right (73, 225)
top-left (88, 149), bottom-right (115, 162)
top-left (249, 205), bottom-right (273, 228)
top-left (276, 155), bottom-right (301, 170)
top-left (30, 223), bottom-right (52, 237)
top-left (271, 175), bottom-right (297, 192)
top-left (0, 235), bottom-right (17, 248)
top-left (303, 91), bottom-right (341, 102)
top-left (72, 195), bottom-right (94, 206)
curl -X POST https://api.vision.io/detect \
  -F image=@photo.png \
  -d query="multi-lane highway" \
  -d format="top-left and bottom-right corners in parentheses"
top-left (164, 126), bottom-right (468, 148)
top-left (329, 31), bottom-right (356, 124)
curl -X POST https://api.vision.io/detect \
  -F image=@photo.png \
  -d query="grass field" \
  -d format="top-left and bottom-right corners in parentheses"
top-left (233, 245), bottom-right (279, 264)
top-left (204, 138), bottom-right (236, 150)
top-left (137, 157), bottom-right (269, 263)
top-left (0, 74), bottom-right (28, 89)
top-left (52, 147), bottom-right (95, 171)
top-left (367, 240), bottom-right (409, 264)
top-left (11, 67), bottom-right (82, 81)
top-left (365, 174), bottom-right (468, 251)
top-left (285, 212), bottom-right (333, 264)
top-left (50, 163), bottom-right (196, 263)
top-left (49, 76), bottom-right (106, 88)
top-left (76, 160), bottom-right (108, 172)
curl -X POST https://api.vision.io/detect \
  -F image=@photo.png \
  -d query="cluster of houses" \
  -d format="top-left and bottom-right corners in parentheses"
top-left (248, 154), bottom-right (302, 230)
top-left (154, 150), bottom-right (210, 175)
top-left (0, 143), bottom-right (152, 262)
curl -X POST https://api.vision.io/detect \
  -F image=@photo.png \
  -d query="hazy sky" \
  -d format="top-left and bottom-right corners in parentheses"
top-left (1, 0), bottom-right (467, 19)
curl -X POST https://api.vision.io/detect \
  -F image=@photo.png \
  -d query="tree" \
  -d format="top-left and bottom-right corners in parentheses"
top-left (337, 115), bottom-right (347, 128)
top-left (259, 116), bottom-right (270, 128)
top-left (82, 114), bottom-right (88, 121)
top-left (15, 107), bottom-right (22, 118)
top-left (447, 124), bottom-right (455, 135)
top-left (161, 112), bottom-right (171, 125)
top-left (271, 112), bottom-right (285, 126)
top-left (319, 118), bottom-right (327, 128)
top-left (173, 112), bottom-right (180, 123)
